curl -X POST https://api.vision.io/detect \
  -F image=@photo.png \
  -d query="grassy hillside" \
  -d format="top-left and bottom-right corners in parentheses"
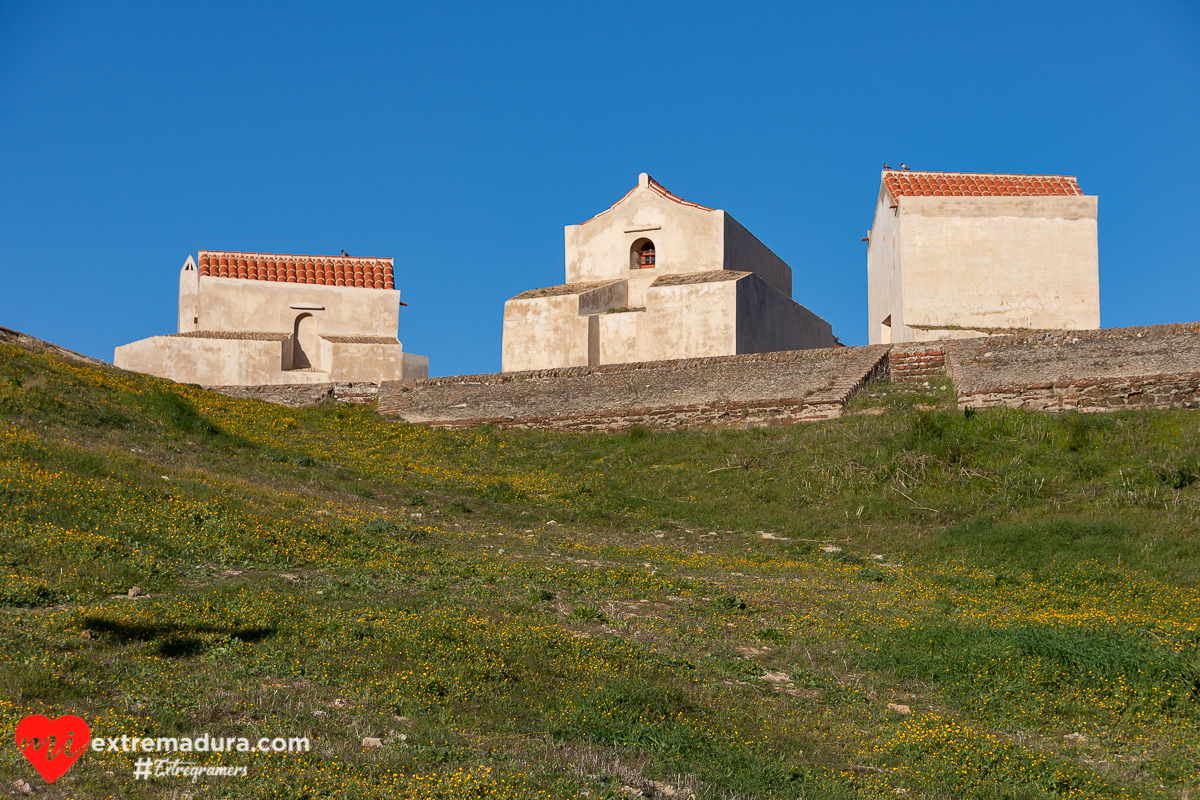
top-left (0, 340), bottom-right (1197, 799)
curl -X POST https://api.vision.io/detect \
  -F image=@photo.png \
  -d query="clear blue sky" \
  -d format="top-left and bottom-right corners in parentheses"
top-left (2, 1), bottom-right (1197, 376)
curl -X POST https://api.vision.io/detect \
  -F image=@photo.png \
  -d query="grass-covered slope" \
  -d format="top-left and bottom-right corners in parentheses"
top-left (0, 340), bottom-right (1197, 799)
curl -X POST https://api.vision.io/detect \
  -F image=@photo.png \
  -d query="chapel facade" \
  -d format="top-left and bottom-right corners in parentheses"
top-left (865, 169), bottom-right (1100, 344)
top-left (501, 173), bottom-right (834, 372)
top-left (115, 250), bottom-right (427, 385)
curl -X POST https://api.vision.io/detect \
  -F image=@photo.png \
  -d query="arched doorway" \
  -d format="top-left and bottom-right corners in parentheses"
top-left (291, 313), bottom-right (317, 370)
top-left (630, 238), bottom-right (656, 270)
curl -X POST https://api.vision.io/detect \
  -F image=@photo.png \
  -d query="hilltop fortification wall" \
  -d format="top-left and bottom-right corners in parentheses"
top-left (375, 346), bottom-right (891, 430)
top-left (206, 382), bottom-right (381, 407)
top-left (107, 321), bottom-right (1200, 427)
top-left (945, 322), bottom-right (1200, 412)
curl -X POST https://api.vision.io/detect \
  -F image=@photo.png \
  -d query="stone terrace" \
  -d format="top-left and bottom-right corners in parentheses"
top-left (946, 322), bottom-right (1200, 412)
top-left (376, 346), bottom-right (891, 431)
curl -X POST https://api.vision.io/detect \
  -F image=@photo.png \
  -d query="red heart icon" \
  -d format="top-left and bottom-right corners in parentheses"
top-left (15, 714), bottom-right (90, 783)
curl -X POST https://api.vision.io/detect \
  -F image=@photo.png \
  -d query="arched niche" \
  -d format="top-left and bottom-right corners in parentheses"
top-left (291, 313), bottom-right (318, 370)
top-left (630, 238), bottom-right (656, 270)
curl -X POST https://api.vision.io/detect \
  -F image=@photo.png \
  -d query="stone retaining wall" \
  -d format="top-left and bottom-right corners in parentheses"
top-left (195, 322), bottom-right (1200, 425)
top-left (947, 322), bottom-right (1200, 412)
top-left (206, 382), bottom-right (381, 407)
top-left (376, 346), bottom-right (891, 431)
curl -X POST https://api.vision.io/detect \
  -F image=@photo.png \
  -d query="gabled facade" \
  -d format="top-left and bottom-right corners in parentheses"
top-left (866, 169), bottom-right (1100, 344)
top-left (502, 173), bottom-right (834, 372)
top-left (115, 250), bottom-right (428, 385)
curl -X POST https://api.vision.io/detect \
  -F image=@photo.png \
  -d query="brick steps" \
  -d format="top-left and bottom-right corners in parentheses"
top-left (889, 344), bottom-right (947, 381)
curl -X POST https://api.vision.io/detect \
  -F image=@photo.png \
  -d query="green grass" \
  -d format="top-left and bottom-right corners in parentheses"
top-left (0, 343), bottom-right (1197, 799)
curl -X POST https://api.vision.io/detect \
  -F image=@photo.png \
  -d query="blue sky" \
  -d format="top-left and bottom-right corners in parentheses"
top-left (2, 1), bottom-right (1197, 376)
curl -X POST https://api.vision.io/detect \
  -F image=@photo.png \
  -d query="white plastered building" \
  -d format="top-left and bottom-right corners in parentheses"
top-left (502, 173), bottom-right (834, 372)
top-left (865, 169), bottom-right (1101, 344)
top-left (115, 250), bottom-right (428, 385)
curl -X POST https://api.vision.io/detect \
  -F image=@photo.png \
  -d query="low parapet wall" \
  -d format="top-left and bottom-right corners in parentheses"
top-left (946, 322), bottom-right (1200, 412)
top-left (205, 382), bottom-right (381, 407)
top-left (376, 346), bottom-right (891, 431)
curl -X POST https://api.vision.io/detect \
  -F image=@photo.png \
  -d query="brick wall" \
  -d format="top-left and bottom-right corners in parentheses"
top-left (888, 343), bottom-right (946, 382)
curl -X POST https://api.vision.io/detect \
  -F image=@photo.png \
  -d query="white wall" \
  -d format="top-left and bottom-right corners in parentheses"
top-left (867, 182), bottom-right (1101, 343)
top-left (899, 195), bottom-right (1100, 334)
top-left (198, 277), bottom-right (402, 339)
top-left (866, 185), bottom-right (903, 344)
top-left (563, 174), bottom-right (793, 298)
top-left (565, 177), bottom-right (724, 287)
top-left (502, 277), bottom-right (741, 372)
top-left (118, 260), bottom-right (427, 385)
top-left (115, 336), bottom-right (292, 385)
top-left (723, 212), bottom-right (792, 297)
top-left (640, 278), bottom-right (740, 360)
top-left (596, 311), bottom-right (642, 364)
top-left (502, 272), bottom-right (836, 372)
top-left (320, 339), bottom-right (413, 382)
top-left (735, 273), bottom-right (834, 353)
top-left (178, 257), bottom-right (200, 333)
top-left (502, 293), bottom-right (592, 371)
top-left (116, 333), bottom-right (425, 385)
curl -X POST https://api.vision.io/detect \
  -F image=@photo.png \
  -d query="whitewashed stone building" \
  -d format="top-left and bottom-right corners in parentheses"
top-left (502, 173), bottom-right (834, 372)
top-left (865, 169), bottom-right (1101, 344)
top-left (115, 250), bottom-right (427, 385)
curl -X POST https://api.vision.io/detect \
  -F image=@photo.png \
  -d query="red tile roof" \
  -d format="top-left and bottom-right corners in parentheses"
top-left (197, 250), bottom-right (395, 290)
top-left (883, 170), bottom-right (1083, 199)
top-left (645, 176), bottom-right (713, 211)
top-left (581, 175), bottom-right (713, 225)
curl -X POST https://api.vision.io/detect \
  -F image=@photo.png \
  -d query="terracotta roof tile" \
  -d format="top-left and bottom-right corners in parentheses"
top-left (581, 175), bottom-right (713, 225)
top-left (883, 170), bottom-right (1083, 199)
top-left (644, 176), bottom-right (713, 212)
top-left (197, 250), bottom-right (396, 290)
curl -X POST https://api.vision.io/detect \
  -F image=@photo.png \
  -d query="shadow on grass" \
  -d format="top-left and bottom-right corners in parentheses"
top-left (864, 620), bottom-right (1200, 720)
top-left (933, 516), bottom-right (1199, 578)
top-left (82, 617), bottom-right (275, 658)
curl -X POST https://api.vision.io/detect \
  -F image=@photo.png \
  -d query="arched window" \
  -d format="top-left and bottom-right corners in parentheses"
top-left (630, 238), bottom-right (656, 270)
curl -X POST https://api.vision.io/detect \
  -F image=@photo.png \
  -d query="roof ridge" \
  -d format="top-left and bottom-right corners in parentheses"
top-left (199, 249), bottom-right (393, 263)
top-left (580, 173), bottom-right (713, 225)
top-left (196, 250), bottom-right (396, 290)
top-left (882, 170), bottom-right (1084, 198)
top-left (882, 169), bottom-right (1079, 179)
top-left (645, 176), bottom-right (714, 212)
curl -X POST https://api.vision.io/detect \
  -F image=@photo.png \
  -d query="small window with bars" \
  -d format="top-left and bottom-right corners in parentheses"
top-left (631, 238), bottom-right (656, 269)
